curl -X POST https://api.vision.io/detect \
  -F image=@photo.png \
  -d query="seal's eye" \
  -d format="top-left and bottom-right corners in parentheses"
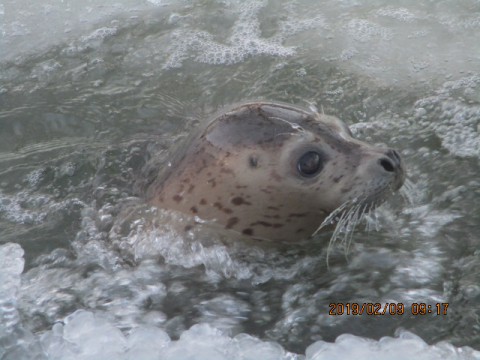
top-left (297, 151), bottom-right (323, 177)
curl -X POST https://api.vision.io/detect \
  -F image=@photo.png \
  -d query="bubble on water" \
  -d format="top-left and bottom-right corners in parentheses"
top-left (147, 0), bottom-right (163, 6)
top-left (0, 191), bottom-right (47, 225)
top-left (195, 295), bottom-right (250, 335)
top-left (31, 59), bottom-right (63, 80)
top-left (345, 19), bottom-right (393, 43)
top-left (403, 205), bottom-right (462, 238)
top-left (83, 27), bottom-right (118, 42)
top-left (340, 48), bottom-right (358, 61)
top-left (25, 169), bottom-right (45, 187)
top-left (0, 188), bottom-right (85, 227)
top-left (376, 7), bottom-right (418, 22)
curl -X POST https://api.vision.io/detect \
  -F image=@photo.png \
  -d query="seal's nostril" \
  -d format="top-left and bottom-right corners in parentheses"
top-left (379, 158), bottom-right (395, 172)
top-left (386, 149), bottom-right (401, 166)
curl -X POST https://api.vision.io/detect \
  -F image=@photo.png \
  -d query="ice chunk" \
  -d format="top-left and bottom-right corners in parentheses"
top-left (0, 243), bottom-right (25, 329)
top-left (305, 330), bottom-right (480, 360)
top-left (0, 243), bottom-right (39, 360)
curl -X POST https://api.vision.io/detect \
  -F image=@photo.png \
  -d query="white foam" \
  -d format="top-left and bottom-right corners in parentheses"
top-left (0, 190), bottom-right (85, 225)
top-left (415, 75), bottom-right (480, 158)
top-left (0, 191), bottom-right (48, 225)
top-left (163, 1), bottom-right (325, 68)
top-left (81, 27), bottom-right (118, 42)
top-left (3, 0), bottom-right (480, 88)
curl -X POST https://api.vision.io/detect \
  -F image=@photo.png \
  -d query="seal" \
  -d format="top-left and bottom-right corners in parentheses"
top-left (146, 102), bottom-right (405, 242)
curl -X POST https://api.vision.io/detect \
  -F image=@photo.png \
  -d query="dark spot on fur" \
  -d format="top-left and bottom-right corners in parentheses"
top-left (341, 187), bottom-right (351, 193)
top-left (221, 167), bottom-right (234, 174)
top-left (208, 178), bottom-right (217, 187)
top-left (270, 170), bottom-right (283, 182)
top-left (173, 194), bottom-right (183, 203)
top-left (296, 228), bottom-right (305, 233)
top-left (267, 205), bottom-right (279, 210)
top-left (333, 175), bottom-right (344, 183)
top-left (190, 206), bottom-right (198, 214)
top-left (242, 228), bottom-right (254, 236)
top-left (196, 159), bottom-right (208, 173)
top-left (214, 202), bottom-right (223, 210)
top-left (249, 155), bottom-right (259, 168)
top-left (264, 214), bottom-right (280, 219)
top-left (231, 196), bottom-right (251, 206)
top-left (250, 220), bottom-right (284, 228)
top-left (184, 225), bottom-right (193, 232)
top-left (188, 185), bottom-right (195, 193)
top-left (226, 217), bottom-right (239, 229)
top-left (288, 213), bottom-right (308, 218)
top-left (236, 185), bottom-right (248, 189)
top-left (223, 208), bottom-right (233, 214)
top-left (251, 221), bottom-right (272, 227)
top-left (200, 198), bottom-right (207, 205)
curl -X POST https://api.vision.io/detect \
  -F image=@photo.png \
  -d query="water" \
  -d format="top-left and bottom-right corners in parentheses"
top-left (1, 0), bottom-right (480, 358)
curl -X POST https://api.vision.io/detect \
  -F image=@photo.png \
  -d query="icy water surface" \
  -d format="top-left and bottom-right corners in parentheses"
top-left (1, 0), bottom-right (480, 359)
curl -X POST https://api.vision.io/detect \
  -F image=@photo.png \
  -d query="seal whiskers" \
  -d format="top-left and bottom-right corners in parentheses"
top-left (313, 197), bottom-right (378, 264)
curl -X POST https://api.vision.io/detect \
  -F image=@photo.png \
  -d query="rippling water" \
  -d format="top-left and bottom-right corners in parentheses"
top-left (1, 0), bottom-right (480, 358)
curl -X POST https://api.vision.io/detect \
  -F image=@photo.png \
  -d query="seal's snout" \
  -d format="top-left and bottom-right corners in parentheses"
top-left (378, 149), bottom-right (405, 189)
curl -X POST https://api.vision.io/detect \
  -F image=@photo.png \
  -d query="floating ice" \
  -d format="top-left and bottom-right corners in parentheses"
top-left (34, 311), bottom-right (480, 359)
top-left (0, 242), bottom-right (24, 306)
top-left (305, 330), bottom-right (480, 360)
top-left (0, 243), bottom-right (31, 359)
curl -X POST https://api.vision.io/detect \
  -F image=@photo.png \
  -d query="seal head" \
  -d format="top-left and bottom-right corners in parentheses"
top-left (147, 102), bottom-right (405, 242)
